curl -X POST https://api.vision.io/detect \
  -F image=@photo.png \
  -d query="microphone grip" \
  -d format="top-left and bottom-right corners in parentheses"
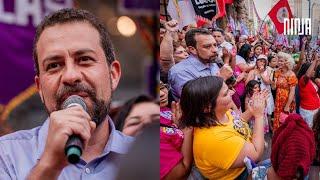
top-left (65, 135), bottom-right (83, 164)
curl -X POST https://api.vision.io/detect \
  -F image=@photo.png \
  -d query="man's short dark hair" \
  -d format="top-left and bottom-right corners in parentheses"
top-left (212, 28), bottom-right (225, 36)
top-left (33, 8), bottom-right (115, 75)
top-left (185, 28), bottom-right (211, 48)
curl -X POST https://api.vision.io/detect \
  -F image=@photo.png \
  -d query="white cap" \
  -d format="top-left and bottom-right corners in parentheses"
top-left (257, 54), bottom-right (267, 61)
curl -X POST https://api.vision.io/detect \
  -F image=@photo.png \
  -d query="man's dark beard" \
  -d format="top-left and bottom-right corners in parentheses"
top-left (49, 83), bottom-right (111, 126)
top-left (198, 55), bottom-right (216, 64)
top-left (197, 51), bottom-right (216, 64)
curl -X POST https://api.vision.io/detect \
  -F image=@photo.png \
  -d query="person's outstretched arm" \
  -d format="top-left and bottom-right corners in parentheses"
top-left (230, 90), bottom-right (268, 168)
top-left (160, 20), bottom-right (178, 70)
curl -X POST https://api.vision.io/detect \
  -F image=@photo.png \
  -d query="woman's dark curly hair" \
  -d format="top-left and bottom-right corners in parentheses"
top-left (179, 76), bottom-right (224, 128)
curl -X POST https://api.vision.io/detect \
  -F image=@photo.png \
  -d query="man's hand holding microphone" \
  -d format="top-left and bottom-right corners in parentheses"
top-left (28, 95), bottom-right (96, 179)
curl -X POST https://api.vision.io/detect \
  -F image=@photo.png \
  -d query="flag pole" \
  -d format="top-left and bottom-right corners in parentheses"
top-left (251, 0), bottom-right (267, 36)
top-left (258, 15), bottom-right (268, 36)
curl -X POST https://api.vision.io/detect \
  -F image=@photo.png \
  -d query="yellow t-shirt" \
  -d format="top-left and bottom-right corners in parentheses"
top-left (193, 110), bottom-right (252, 180)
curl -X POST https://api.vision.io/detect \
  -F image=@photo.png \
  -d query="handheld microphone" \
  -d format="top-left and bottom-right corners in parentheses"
top-left (216, 61), bottom-right (236, 86)
top-left (62, 95), bottom-right (88, 164)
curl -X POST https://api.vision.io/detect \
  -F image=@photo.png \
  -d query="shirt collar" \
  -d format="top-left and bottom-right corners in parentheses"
top-left (36, 116), bottom-right (134, 160)
top-left (102, 116), bottom-right (134, 155)
top-left (187, 54), bottom-right (211, 71)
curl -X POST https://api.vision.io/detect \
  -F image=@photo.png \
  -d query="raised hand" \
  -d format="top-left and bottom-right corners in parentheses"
top-left (302, 36), bottom-right (308, 45)
top-left (258, 65), bottom-right (265, 73)
top-left (248, 90), bottom-right (269, 118)
top-left (222, 47), bottom-right (229, 57)
top-left (219, 64), bottom-right (234, 80)
top-left (164, 19), bottom-right (179, 32)
top-left (171, 101), bottom-right (182, 126)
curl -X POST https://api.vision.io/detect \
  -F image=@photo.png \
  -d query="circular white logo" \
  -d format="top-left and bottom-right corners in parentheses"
top-left (234, 119), bottom-right (243, 128)
top-left (276, 7), bottom-right (289, 23)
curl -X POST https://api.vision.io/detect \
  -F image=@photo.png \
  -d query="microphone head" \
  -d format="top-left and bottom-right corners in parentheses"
top-left (62, 95), bottom-right (88, 112)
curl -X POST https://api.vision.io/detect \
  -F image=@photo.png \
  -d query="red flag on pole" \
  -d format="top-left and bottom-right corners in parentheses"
top-left (216, 0), bottom-right (233, 19)
top-left (216, 0), bottom-right (226, 18)
top-left (267, 0), bottom-right (293, 34)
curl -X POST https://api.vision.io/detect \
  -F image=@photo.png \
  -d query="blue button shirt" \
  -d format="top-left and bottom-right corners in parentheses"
top-left (168, 55), bottom-right (220, 100)
top-left (0, 117), bottom-right (134, 179)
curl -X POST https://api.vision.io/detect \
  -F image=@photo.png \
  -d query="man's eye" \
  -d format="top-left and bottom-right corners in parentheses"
top-left (46, 63), bottom-right (60, 71)
top-left (79, 56), bottom-right (93, 63)
top-left (127, 122), bottom-right (141, 127)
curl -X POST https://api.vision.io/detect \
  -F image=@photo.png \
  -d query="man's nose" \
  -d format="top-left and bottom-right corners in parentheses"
top-left (61, 62), bottom-right (82, 85)
top-left (211, 46), bottom-right (217, 53)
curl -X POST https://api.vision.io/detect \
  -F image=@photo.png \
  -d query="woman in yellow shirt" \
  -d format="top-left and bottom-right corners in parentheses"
top-left (179, 76), bottom-right (267, 180)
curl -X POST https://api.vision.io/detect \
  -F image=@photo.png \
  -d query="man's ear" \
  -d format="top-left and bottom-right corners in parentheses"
top-left (35, 75), bottom-right (44, 103)
top-left (188, 46), bottom-right (197, 55)
top-left (110, 60), bottom-right (121, 91)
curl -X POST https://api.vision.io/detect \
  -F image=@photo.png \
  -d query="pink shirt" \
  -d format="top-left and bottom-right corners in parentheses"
top-left (160, 107), bottom-right (184, 179)
top-left (234, 55), bottom-right (246, 97)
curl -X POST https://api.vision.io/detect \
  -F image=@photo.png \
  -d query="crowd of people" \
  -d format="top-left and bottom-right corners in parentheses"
top-left (160, 19), bottom-right (320, 180)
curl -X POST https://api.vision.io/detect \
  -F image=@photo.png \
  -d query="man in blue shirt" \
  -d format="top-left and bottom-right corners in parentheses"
top-left (0, 9), bottom-right (134, 179)
top-left (168, 28), bottom-right (233, 100)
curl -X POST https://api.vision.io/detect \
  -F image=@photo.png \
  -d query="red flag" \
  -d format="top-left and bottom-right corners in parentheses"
top-left (267, 0), bottom-right (293, 34)
top-left (216, 0), bottom-right (233, 19)
top-left (216, 0), bottom-right (226, 18)
top-left (196, 16), bottom-right (207, 28)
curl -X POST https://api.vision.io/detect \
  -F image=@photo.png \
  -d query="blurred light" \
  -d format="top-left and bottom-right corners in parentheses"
top-left (117, 16), bottom-right (136, 37)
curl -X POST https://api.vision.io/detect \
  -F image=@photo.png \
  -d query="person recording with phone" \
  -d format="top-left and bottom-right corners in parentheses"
top-left (0, 9), bottom-right (134, 179)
